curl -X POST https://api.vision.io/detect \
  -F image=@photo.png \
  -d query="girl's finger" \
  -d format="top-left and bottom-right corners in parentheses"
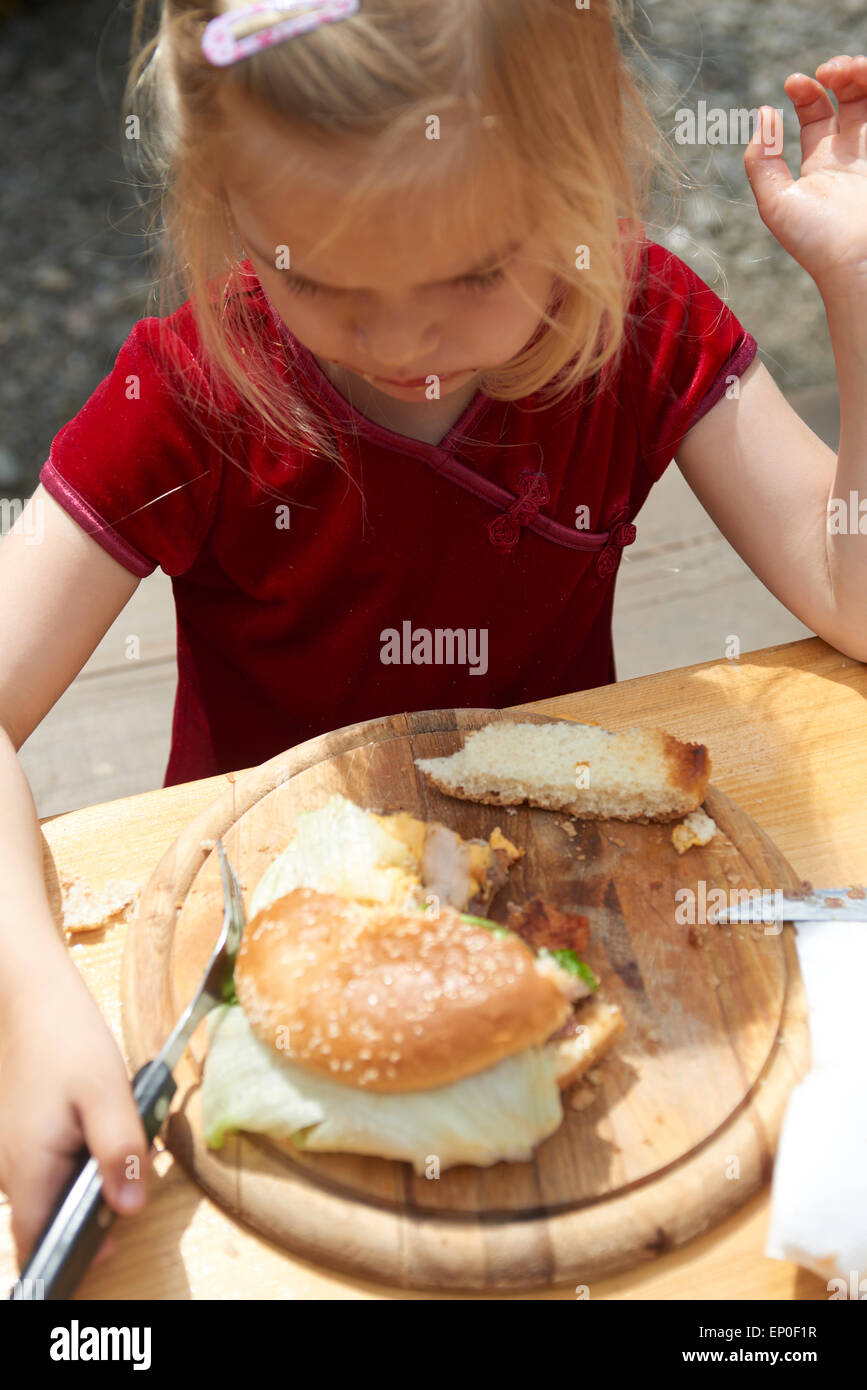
top-left (9, 1146), bottom-right (85, 1269)
top-left (783, 72), bottom-right (838, 162)
top-left (744, 106), bottom-right (795, 207)
top-left (815, 54), bottom-right (867, 132)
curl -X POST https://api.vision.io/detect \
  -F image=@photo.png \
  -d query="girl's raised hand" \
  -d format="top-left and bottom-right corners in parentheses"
top-left (744, 54), bottom-right (867, 299)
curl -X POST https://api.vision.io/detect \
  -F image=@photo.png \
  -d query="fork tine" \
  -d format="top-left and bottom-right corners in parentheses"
top-left (216, 836), bottom-right (246, 949)
top-left (216, 838), bottom-right (232, 930)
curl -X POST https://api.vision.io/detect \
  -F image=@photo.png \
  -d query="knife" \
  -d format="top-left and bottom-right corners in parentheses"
top-left (714, 886), bottom-right (867, 925)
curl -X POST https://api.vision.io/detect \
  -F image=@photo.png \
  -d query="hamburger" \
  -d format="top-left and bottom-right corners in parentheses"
top-left (201, 795), bottom-right (624, 1172)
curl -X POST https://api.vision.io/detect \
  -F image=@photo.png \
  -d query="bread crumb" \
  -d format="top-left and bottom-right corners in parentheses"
top-left (567, 1085), bottom-right (597, 1111)
top-left (558, 820), bottom-right (577, 837)
top-left (60, 874), bottom-right (140, 936)
top-left (672, 808), bottom-right (717, 855)
top-left (489, 826), bottom-right (523, 861)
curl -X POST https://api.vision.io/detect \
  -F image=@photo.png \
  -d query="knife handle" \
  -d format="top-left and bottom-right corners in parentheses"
top-left (9, 1059), bottom-right (176, 1301)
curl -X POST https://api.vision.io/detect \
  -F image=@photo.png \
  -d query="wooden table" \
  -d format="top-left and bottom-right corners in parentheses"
top-left (3, 635), bottom-right (864, 1300)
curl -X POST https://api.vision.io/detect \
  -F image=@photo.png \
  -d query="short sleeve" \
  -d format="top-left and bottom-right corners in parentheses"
top-left (39, 315), bottom-right (221, 577)
top-left (623, 241), bottom-right (758, 482)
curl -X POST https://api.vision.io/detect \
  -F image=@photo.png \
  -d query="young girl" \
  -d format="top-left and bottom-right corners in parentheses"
top-left (1, 0), bottom-right (865, 1274)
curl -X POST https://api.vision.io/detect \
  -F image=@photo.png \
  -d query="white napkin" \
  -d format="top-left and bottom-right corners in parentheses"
top-left (764, 918), bottom-right (867, 1292)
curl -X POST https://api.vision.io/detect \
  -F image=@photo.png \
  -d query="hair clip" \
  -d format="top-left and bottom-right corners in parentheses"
top-left (202, 0), bottom-right (360, 67)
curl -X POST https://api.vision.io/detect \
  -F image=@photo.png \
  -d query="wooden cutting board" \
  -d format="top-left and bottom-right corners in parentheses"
top-left (122, 708), bottom-right (810, 1292)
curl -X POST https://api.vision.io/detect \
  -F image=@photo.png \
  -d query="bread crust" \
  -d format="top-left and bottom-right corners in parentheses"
top-left (548, 997), bottom-right (627, 1089)
top-left (661, 732), bottom-right (710, 800)
top-left (234, 886), bottom-right (571, 1093)
top-left (420, 773), bottom-right (703, 823)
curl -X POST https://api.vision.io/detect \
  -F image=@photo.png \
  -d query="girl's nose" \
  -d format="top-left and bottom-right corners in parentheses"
top-left (353, 309), bottom-right (440, 371)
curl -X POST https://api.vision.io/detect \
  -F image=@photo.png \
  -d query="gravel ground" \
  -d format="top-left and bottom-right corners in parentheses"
top-left (1, 0), bottom-right (151, 492)
top-left (1, 0), bottom-right (862, 495)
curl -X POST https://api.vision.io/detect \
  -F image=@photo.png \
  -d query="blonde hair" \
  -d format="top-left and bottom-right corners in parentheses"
top-left (125, 0), bottom-right (684, 473)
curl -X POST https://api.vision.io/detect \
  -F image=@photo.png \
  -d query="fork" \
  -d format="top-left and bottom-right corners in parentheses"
top-left (9, 838), bottom-right (246, 1300)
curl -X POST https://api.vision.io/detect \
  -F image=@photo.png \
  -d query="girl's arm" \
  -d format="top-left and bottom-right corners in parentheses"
top-left (0, 486), bottom-right (151, 1265)
top-left (672, 55), bottom-right (867, 664)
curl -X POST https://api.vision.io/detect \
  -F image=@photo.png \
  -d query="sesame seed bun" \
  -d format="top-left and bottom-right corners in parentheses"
top-left (233, 886), bottom-right (571, 1093)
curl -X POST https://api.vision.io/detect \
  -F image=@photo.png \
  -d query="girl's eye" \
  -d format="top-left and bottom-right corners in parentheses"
top-left (282, 275), bottom-right (326, 297)
top-left (280, 266), bottom-right (507, 298)
top-left (456, 267), bottom-right (506, 292)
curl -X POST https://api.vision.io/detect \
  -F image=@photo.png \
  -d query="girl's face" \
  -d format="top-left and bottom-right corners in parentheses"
top-left (221, 99), bottom-right (556, 404)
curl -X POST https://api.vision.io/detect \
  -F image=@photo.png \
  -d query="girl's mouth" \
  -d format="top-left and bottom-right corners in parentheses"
top-left (365, 369), bottom-right (468, 388)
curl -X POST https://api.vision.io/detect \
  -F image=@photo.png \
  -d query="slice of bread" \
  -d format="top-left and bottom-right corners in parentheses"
top-left (415, 720), bottom-right (710, 823)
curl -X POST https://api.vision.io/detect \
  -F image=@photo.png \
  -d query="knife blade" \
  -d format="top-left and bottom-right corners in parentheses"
top-left (714, 886), bottom-right (867, 925)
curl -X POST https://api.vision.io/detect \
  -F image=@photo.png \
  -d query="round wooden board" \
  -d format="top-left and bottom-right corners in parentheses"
top-left (122, 708), bottom-right (811, 1292)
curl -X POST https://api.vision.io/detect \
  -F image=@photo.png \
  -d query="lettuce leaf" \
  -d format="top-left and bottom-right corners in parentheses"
top-left (201, 1003), bottom-right (563, 1173)
top-left (537, 947), bottom-right (599, 992)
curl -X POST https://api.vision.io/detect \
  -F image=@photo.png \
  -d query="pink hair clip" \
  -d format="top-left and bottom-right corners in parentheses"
top-left (202, 0), bottom-right (360, 67)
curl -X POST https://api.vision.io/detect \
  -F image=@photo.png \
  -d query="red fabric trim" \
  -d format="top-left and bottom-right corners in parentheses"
top-left (39, 458), bottom-right (157, 577)
top-left (682, 333), bottom-right (759, 435)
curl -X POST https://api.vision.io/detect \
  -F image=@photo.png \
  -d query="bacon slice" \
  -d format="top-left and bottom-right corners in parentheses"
top-left (547, 1007), bottom-right (589, 1043)
top-left (505, 895), bottom-right (591, 958)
